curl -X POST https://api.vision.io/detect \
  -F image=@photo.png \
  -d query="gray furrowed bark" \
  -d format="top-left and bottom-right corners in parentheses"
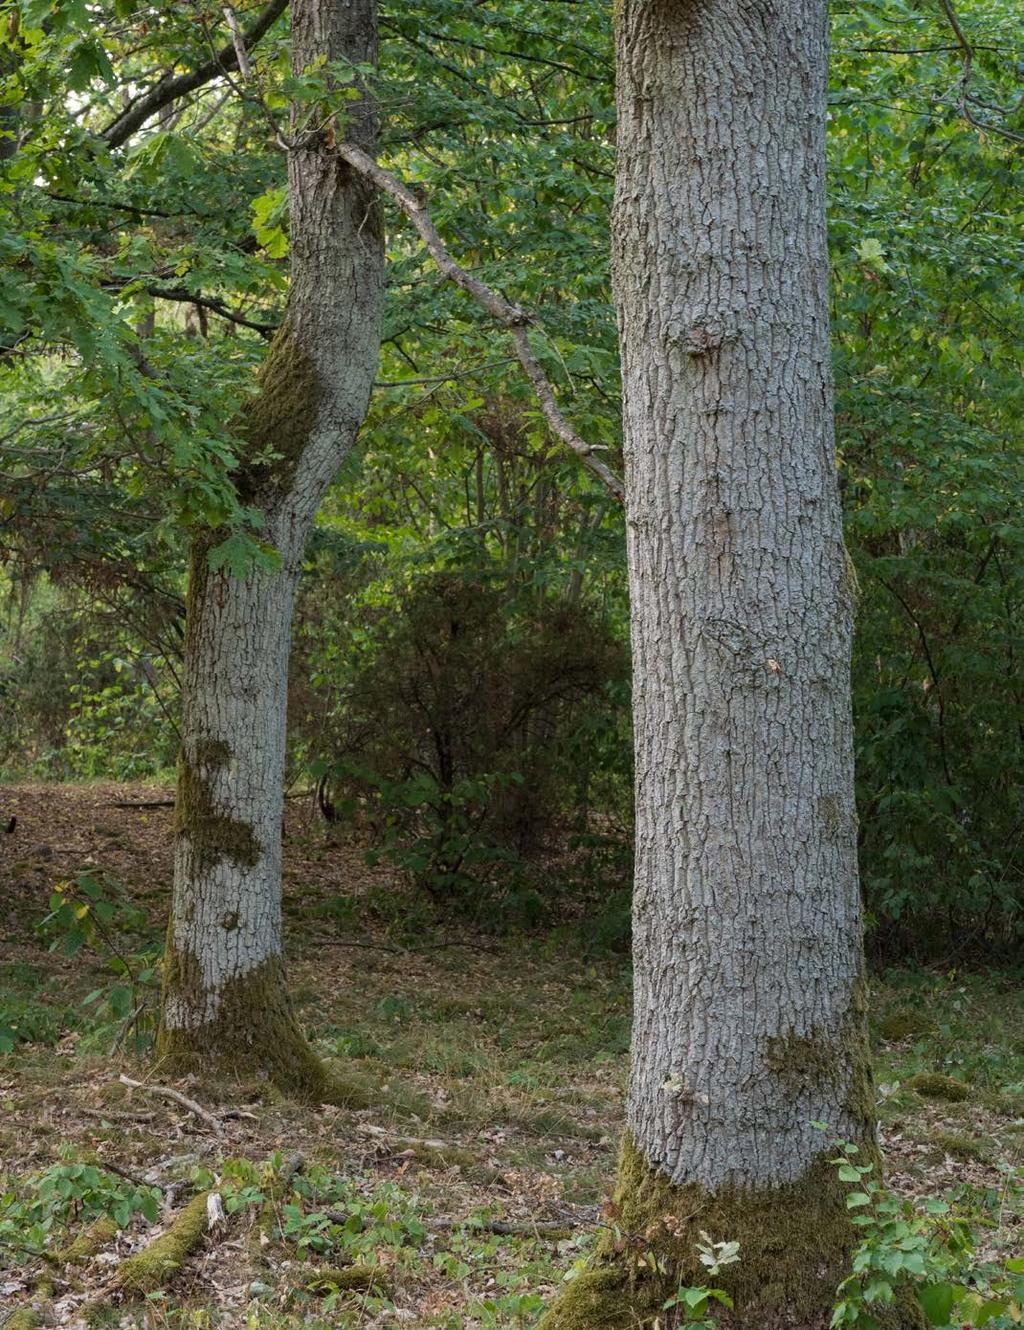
top-left (161, 0), bottom-right (384, 1070)
top-left (616, 0), bottom-right (867, 1189)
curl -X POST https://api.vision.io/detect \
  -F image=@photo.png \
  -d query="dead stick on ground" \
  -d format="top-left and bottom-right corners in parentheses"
top-left (81, 1106), bottom-right (157, 1124)
top-left (118, 1074), bottom-right (226, 1138)
top-left (334, 142), bottom-right (625, 504)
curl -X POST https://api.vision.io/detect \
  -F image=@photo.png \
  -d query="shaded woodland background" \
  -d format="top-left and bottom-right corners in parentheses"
top-left (2, 3), bottom-right (1021, 965)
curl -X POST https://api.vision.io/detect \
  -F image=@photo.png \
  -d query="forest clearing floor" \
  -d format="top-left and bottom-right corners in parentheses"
top-left (0, 783), bottom-right (1022, 1329)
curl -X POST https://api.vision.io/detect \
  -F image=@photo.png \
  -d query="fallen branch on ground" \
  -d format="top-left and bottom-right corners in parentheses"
top-left (117, 1074), bottom-right (226, 1138)
top-left (111, 1191), bottom-right (215, 1293)
top-left (80, 1106), bottom-right (156, 1124)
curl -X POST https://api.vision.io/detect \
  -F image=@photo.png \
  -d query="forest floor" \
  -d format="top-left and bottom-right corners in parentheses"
top-left (0, 783), bottom-right (1022, 1329)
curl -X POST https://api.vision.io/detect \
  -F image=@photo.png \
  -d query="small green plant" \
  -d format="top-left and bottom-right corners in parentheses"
top-left (38, 869), bottom-right (160, 1049)
top-left (0, 1152), bottom-right (160, 1266)
top-left (660, 1286), bottom-right (734, 1329)
top-left (827, 1134), bottom-right (1024, 1329)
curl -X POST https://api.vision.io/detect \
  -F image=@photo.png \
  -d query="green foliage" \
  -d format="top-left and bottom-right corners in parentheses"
top-left (830, 0), bottom-right (1024, 956)
top-left (661, 1284), bottom-right (733, 1329)
top-left (37, 869), bottom-right (160, 1050)
top-left (303, 568), bottom-right (628, 918)
top-left (0, 0), bottom-right (1021, 961)
top-left (0, 1151), bottom-right (160, 1265)
top-left (828, 1137), bottom-right (1024, 1330)
top-left (0, 573), bottom-right (179, 780)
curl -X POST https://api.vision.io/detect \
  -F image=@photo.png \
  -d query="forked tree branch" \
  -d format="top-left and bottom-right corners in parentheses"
top-left (936, 0), bottom-right (1024, 145)
top-left (334, 142), bottom-right (625, 502)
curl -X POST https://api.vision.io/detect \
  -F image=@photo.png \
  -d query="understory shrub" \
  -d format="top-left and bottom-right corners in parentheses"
top-left (302, 570), bottom-right (630, 917)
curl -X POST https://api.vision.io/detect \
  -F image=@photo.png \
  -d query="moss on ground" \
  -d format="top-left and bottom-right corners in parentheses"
top-left (112, 1191), bottom-right (210, 1294)
top-left (878, 1009), bottom-right (933, 1042)
top-left (59, 1215), bottom-right (118, 1264)
top-left (4, 1311), bottom-right (40, 1330)
top-left (906, 1073), bottom-right (970, 1102)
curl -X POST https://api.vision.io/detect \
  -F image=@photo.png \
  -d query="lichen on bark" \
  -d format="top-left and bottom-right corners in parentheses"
top-left (536, 1132), bottom-right (925, 1330)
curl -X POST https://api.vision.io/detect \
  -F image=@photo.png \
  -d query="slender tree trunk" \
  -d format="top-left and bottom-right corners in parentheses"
top-left (540, 0), bottom-right (920, 1326)
top-left (158, 0), bottom-right (384, 1098)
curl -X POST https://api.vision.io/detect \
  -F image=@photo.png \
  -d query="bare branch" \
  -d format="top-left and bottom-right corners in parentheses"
top-left (335, 142), bottom-right (624, 502)
top-left (936, 0), bottom-right (1024, 145)
top-left (118, 1073), bottom-right (226, 1137)
top-left (102, 0), bottom-right (288, 149)
top-left (222, 5), bottom-right (254, 80)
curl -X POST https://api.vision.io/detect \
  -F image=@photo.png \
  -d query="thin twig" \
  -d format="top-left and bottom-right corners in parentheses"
top-left (334, 142), bottom-right (624, 502)
top-left (80, 1106), bottom-right (157, 1125)
top-left (118, 1074), bottom-right (226, 1138)
top-left (99, 1158), bottom-right (164, 1191)
top-left (222, 5), bottom-right (253, 80)
top-left (101, 0), bottom-right (288, 148)
top-left (936, 0), bottom-right (1024, 145)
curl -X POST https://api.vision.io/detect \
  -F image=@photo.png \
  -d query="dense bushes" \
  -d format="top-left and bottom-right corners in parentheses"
top-left (294, 569), bottom-right (630, 921)
top-left (0, 578), bottom-right (179, 780)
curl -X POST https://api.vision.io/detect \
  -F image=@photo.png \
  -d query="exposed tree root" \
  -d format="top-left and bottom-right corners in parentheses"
top-left (59, 1215), bottom-right (118, 1265)
top-left (111, 1191), bottom-right (212, 1294)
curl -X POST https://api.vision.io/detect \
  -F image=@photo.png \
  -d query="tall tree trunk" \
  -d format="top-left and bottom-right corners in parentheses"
top-left (158, 0), bottom-right (384, 1099)
top-left (540, 0), bottom-right (920, 1326)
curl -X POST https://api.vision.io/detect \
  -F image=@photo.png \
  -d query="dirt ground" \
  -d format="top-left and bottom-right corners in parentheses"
top-left (0, 784), bottom-right (1021, 1328)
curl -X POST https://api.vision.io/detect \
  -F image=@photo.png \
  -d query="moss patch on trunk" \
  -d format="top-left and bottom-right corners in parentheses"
top-left (235, 320), bottom-right (321, 503)
top-left (175, 739), bottom-right (261, 876)
top-left (158, 953), bottom-right (371, 1106)
top-left (536, 1133), bottom-right (926, 1330)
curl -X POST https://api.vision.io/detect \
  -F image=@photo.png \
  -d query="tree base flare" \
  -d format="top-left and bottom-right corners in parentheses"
top-left (536, 1134), bottom-right (927, 1330)
top-left (158, 952), bottom-right (370, 1105)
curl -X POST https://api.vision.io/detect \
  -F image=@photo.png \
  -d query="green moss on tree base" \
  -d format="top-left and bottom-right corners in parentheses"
top-left (158, 953), bottom-right (371, 1105)
top-left (59, 1215), bottom-right (118, 1264)
top-left (535, 1268), bottom-right (634, 1330)
top-left (113, 1192), bottom-right (210, 1294)
top-left (537, 1133), bottom-right (926, 1330)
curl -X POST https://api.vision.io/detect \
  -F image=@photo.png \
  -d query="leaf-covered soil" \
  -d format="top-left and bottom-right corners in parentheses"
top-left (0, 783), bottom-right (1021, 1329)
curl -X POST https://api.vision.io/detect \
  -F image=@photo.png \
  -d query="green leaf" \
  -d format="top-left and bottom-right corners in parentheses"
top-left (918, 1283), bottom-right (956, 1327)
